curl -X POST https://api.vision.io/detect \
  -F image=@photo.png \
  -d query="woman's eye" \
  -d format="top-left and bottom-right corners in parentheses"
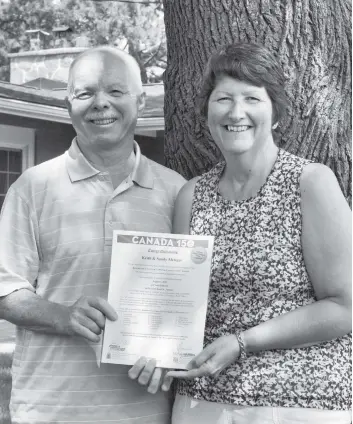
top-left (246, 96), bottom-right (260, 102)
top-left (217, 97), bottom-right (232, 102)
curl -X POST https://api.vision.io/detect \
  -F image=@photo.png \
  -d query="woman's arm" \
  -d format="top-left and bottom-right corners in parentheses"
top-left (167, 163), bottom-right (352, 379)
top-left (172, 177), bottom-right (199, 234)
top-left (243, 163), bottom-right (351, 352)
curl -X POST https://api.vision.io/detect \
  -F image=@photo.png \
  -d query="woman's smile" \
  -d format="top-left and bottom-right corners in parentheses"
top-left (225, 125), bottom-right (252, 132)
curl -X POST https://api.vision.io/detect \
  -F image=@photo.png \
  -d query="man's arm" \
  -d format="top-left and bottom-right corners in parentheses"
top-left (0, 186), bottom-right (117, 342)
top-left (0, 289), bottom-right (117, 343)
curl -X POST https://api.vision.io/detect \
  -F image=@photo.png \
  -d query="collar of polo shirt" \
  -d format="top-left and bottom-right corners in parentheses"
top-left (66, 137), bottom-right (154, 189)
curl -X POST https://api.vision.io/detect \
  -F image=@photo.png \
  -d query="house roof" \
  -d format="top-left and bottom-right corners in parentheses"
top-left (25, 29), bottom-right (50, 36)
top-left (22, 78), bottom-right (67, 90)
top-left (52, 26), bottom-right (72, 33)
top-left (0, 80), bottom-right (164, 129)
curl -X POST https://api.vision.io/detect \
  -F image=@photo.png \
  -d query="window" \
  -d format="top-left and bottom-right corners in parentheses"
top-left (0, 124), bottom-right (35, 210)
top-left (0, 149), bottom-right (22, 209)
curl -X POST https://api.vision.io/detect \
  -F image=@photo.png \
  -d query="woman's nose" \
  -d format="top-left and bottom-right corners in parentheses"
top-left (228, 101), bottom-right (245, 120)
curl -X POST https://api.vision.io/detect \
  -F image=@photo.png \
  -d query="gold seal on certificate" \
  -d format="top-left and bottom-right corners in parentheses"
top-left (190, 246), bottom-right (208, 264)
top-left (101, 231), bottom-right (214, 369)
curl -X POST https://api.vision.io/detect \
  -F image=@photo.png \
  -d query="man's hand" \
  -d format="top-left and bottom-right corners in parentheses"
top-left (67, 296), bottom-right (118, 342)
top-left (166, 335), bottom-right (240, 379)
top-left (128, 357), bottom-right (174, 394)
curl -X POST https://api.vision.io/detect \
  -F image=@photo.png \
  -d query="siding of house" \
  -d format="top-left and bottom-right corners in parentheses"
top-left (0, 114), bottom-right (73, 164)
top-left (0, 114), bottom-right (165, 166)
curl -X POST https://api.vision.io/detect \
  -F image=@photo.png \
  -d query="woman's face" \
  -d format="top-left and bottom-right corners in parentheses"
top-left (207, 75), bottom-right (274, 156)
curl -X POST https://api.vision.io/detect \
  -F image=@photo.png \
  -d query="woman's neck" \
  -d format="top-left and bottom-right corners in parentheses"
top-left (220, 142), bottom-right (279, 201)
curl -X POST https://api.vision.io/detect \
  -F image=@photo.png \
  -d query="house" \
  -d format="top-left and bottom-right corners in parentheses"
top-left (0, 45), bottom-right (165, 209)
top-left (25, 29), bottom-right (50, 51)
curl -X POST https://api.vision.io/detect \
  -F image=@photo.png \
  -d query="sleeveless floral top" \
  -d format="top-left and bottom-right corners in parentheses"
top-left (177, 149), bottom-right (351, 410)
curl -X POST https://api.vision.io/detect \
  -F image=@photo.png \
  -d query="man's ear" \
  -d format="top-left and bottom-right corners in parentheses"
top-left (65, 96), bottom-right (72, 116)
top-left (137, 92), bottom-right (146, 116)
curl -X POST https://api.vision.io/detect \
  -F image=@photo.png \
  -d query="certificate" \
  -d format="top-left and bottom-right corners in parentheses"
top-left (101, 230), bottom-right (214, 369)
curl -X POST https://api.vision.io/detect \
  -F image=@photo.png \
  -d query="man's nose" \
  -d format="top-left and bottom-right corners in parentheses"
top-left (228, 101), bottom-right (245, 120)
top-left (92, 92), bottom-right (110, 109)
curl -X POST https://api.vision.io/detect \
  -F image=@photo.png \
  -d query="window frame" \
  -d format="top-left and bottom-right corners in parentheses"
top-left (0, 124), bottom-right (35, 172)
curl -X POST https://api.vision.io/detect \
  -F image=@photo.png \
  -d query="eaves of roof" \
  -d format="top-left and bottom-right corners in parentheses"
top-left (0, 81), bottom-right (165, 129)
top-left (24, 29), bottom-right (50, 36)
top-left (52, 26), bottom-right (72, 32)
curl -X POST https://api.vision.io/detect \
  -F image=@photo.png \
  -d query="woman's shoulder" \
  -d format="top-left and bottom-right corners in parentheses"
top-left (274, 149), bottom-right (313, 191)
top-left (300, 163), bottom-right (351, 227)
top-left (173, 176), bottom-right (201, 234)
top-left (301, 161), bottom-right (335, 179)
top-left (279, 148), bottom-right (312, 168)
top-left (177, 161), bottom-right (224, 199)
top-left (195, 161), bottom-right (225, 188)
top-left (176, 176), bottom-right (200, 202)
top-left (300, 162), bottom-right (344, 202)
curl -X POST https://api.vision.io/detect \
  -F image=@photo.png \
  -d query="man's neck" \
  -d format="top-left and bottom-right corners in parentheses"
top-left (77, 137), bottom-right (135, 189)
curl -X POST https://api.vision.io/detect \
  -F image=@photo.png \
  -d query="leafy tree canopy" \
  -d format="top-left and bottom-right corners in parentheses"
top-left (0, 0), bottom-right (166, 82)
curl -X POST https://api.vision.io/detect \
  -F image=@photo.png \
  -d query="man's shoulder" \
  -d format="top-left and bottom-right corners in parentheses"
top-left (11, 153), bottom-right (67, 194)
top-left (144, 156), bottom-right (186, 188)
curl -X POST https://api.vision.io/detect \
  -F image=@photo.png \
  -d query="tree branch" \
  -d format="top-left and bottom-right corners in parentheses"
top-left (143, 42), bottom-right (162, 66)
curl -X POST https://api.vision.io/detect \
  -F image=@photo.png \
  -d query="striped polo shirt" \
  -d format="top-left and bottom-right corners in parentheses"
top-left (0, 139), bottom-right (185, 424)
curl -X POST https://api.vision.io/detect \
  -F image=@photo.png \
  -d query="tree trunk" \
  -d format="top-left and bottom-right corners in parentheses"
top-left (162, 0), bottom-right (352, 203)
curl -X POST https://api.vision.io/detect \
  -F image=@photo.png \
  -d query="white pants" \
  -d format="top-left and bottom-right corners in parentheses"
top-left (172, 394), bottom-right (352, 424)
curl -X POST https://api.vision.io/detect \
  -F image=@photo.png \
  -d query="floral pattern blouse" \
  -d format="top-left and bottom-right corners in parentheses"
top-left (177, 149), bottom-right (351, 410)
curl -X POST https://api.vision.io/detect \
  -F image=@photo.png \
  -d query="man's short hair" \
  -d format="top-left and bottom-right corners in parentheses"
top-left (67, 46), bottom-right (143, 100)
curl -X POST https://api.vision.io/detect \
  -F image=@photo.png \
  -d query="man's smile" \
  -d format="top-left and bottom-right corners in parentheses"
top-left (89, 118), bottom-right (117, 126)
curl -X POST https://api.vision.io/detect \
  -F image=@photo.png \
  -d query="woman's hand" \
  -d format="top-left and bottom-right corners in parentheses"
top-left (166, 335), bottom-right (240, 379)
top-left (128, 357), bottom-right (174, 393)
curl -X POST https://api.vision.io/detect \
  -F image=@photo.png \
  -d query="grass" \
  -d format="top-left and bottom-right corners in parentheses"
top-left (0, 349), bottom-right (13, 424)
top-left (0, 351), bottom-right (12, 424)
top-left (0, 320), bottom-right (15, 424)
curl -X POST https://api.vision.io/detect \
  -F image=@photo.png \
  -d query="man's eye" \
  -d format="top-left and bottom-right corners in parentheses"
top-left (75, 92), bottom-right (93, 100)
top-left (110, 90), bottom-right (124, 97)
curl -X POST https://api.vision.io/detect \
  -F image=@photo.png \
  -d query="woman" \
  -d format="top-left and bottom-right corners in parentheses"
top-left (129, 43), bottom-right (352, 423)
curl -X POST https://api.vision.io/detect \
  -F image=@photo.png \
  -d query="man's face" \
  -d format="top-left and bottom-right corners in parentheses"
top-left (67, 52), bottom-right (145, 152)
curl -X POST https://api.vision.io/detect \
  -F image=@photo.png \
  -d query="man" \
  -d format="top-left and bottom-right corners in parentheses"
top-left (0, 46), bottom-right (185, 424)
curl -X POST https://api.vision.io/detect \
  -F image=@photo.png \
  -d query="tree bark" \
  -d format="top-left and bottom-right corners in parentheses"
top-left (162, 0), bottom-right (352, 203)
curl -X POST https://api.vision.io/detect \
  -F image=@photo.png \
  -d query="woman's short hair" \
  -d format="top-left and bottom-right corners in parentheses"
top-left (197, 42), bottom-right (288, 124)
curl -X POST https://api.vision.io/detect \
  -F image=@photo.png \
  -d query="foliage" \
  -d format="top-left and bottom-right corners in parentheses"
top-left (0, 320), bottom-right (14, 424)
top-left (0, 0), bottom-right (166, 82)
